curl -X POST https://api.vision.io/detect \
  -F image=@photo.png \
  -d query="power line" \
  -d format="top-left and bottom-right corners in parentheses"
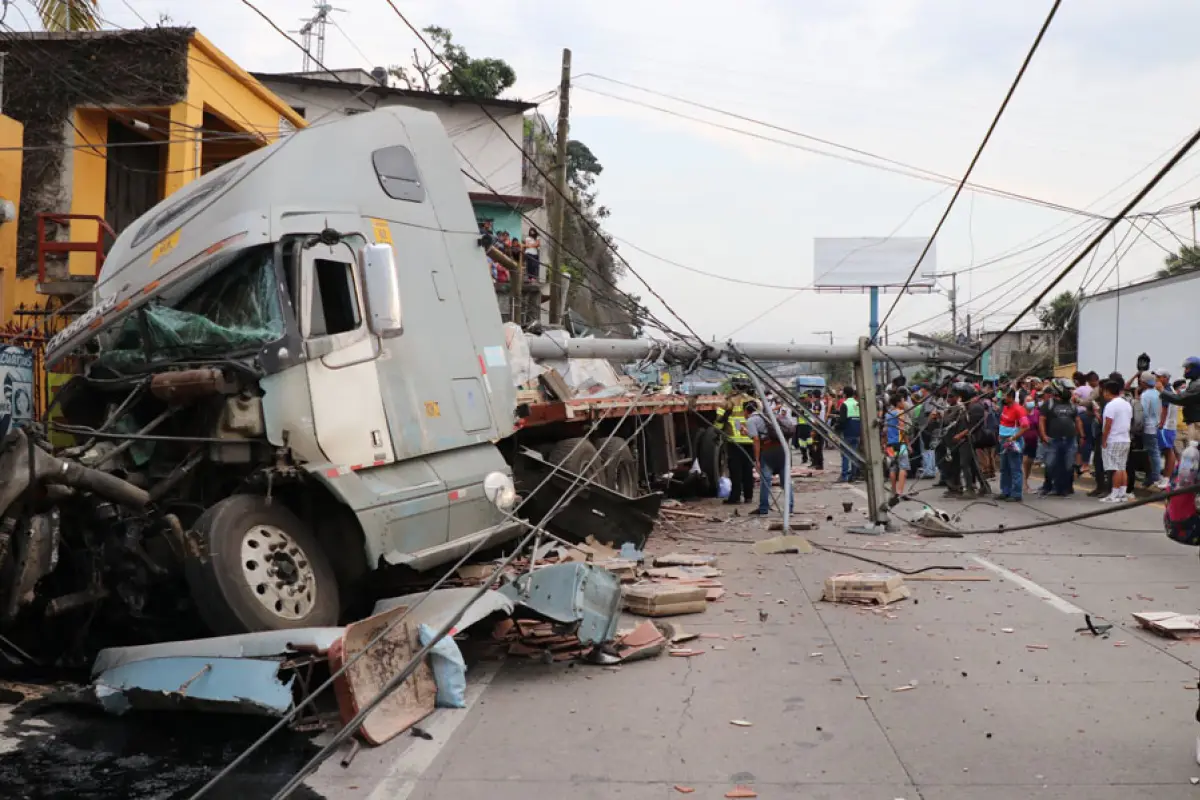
top-left (966, 119), bottom-right (1200, 379)
top-left (571, 77), bottom-right (1102, 221)
top-left (721, 187), bottom-right (950, 339)
top-left (873, 0), bottom-right (1063, 342)
top-left (380, 1), bottom-right (704, 345)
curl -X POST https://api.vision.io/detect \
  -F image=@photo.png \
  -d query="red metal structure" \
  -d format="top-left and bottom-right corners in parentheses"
top-left (36, 213), bottom-right (117, 283)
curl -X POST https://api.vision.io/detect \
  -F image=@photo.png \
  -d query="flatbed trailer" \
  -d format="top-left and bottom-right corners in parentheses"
top-left (510, 392), bottom-right (729, 496)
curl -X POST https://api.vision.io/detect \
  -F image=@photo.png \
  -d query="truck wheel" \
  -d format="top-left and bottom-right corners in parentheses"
top-left (694, 427), bottom-right (727, 497)
top-left (183, 494), bottom-right (340, 635)
top-left (545, 437), bottom-right (602, 482)
top-left (595, 437), bottom-right (638, 496)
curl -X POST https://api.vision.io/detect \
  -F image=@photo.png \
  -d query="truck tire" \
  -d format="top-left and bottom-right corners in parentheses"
top-left (183, 494), bottom-right (340, 636)
top-left (595, 437), bottom-right (638, 496)
top-left (545, 437), bottom-right (602, 482)
top-left (694, 427), bottom-right (727, 497)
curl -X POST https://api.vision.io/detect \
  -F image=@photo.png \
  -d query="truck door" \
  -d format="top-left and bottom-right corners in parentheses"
top-left (299, 240), bottom-right (395, 468)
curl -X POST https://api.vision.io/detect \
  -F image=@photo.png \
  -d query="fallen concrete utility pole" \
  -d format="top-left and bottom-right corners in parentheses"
top-left (526, 334), bottom-right (971, 535)
top-left (525, 337), bottom-right (956, 364)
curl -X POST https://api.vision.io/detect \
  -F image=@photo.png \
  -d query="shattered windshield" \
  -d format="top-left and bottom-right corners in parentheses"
top-left (97, 245), bottom-right (284, 370)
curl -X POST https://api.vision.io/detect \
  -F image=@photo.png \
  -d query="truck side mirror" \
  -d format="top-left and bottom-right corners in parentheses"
top-left (359, 242), bottom-right (403, 337)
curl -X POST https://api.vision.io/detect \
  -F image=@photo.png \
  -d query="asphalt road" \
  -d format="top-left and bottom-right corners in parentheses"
top-left (317, 470), bottom-right (1200, 799)
top-left (5, 467), bottom-right (1200, 798)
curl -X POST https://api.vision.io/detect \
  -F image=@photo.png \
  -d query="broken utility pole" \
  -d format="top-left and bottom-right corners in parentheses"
top-left (547, 48), bottom-right (572, 326)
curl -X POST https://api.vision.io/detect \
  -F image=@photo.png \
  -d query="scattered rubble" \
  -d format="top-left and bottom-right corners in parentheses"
top-left (753, 535), bottom-right (813, 555)
top-left (823, 573), bottom-right (911, 605)
top-left (1133, 611), bottom-right (1200, 639)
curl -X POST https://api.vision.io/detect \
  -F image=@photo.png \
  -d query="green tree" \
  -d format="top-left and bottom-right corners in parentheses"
top-left (33, 0), bottom-right (101, 31)
top-left (1037, 291), bottom-right (1078, 365)
top-left (566, 140), bottom-right (603, 191)
top-left (390, 26), bottom-right (515, 98)
top-left (1157, 244), bottom-right (1200, 278)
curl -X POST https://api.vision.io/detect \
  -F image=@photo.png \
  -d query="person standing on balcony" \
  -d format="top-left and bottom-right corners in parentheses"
top-left (523, 228), bottom-right (541, 283)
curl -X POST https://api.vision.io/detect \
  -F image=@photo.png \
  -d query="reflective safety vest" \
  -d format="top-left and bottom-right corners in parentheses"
top-left (844, 398), bottom-right (860, 419)
top-left (725, 397), bottom-right (753, 444)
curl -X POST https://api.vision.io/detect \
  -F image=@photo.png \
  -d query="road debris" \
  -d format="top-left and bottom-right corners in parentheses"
top-left (1133, 611), bottom-right (1200, 639)
top-left (624, 583), bottom-right (709, 616)
top-left (753, 535), bottom-right (814, 555)
top-left (1001, 628), bottom-right (1015, 634)
top-left (654, 553), bottom-right (720, 568)
top-left (823, 573), bottom-right (911, 605)
top-left (674, 787), bottom-right (696, 794)
top-left (729, 719), bottom-right (753, 727)
top-left (725, 787), bottom-right (758, 798)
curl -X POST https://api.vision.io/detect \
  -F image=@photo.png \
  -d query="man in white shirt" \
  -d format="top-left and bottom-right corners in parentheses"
top-left (1139, 373), bottom-right (1163, 489)
top-left (1100, 379), bottom-right (1133, 503)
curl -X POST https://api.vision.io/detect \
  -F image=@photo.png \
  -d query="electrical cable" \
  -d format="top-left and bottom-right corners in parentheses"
top-left (722, 186), bottom-right (950, 339)
top-left (960, 120), bottom-right (1200, 382)
top-left (873, 0), bottom-right (1063, 343)
top-left (193, 383), bottom-right (661, 797)
top-left (262, 375), bottom-right (704, 798)
top-left (571, 80), bottom-right (1100, 221)
top-left (380, 1), bottom-right (705, 346)
top-left (905, 481), bottom-right (1194, 535)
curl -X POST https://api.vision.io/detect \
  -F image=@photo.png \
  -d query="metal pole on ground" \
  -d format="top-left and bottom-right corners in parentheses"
top-left (849, 337), bottom-right (890, 534)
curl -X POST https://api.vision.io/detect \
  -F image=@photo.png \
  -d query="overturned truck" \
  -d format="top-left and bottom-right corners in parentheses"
top-left (2, 107), bottom-right (532, 661)
top-left (0, 107), bottom-right (716, 664)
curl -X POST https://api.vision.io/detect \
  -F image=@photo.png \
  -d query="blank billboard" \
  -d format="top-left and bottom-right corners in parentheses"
top-left (813, 237), bottom-right (937, 290)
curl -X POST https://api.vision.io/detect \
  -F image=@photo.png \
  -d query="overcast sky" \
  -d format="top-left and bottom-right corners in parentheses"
top-left (18, 0), bottom-right (1200, 347)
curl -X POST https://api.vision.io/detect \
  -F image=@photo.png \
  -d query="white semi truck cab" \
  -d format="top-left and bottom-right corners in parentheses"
top-left (0, 107), bottom-right (531, 657)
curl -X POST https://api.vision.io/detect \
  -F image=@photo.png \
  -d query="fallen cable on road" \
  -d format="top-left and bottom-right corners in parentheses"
top-left (905, 484), bottom-right (1192, 536)
top-left (260, 387), bottom-right (692, 798)
top-left (190, 388), bottom-right (662, 799)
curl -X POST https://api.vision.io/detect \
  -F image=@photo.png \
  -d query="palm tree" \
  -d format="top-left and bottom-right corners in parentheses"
top-left (33, 0), bottom-right (101, 32)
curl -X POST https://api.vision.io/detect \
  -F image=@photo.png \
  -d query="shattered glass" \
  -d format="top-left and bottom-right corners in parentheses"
top-left (98, 246), bottom-right (284, 370)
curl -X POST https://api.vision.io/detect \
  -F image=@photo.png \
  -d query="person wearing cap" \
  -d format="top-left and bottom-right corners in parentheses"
top-left (1161, 357), bottom-right (1200, 449)
top-left (1139, 372), bottom-right (1164, 489)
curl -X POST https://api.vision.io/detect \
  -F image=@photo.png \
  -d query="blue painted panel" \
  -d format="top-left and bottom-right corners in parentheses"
top-left (94, 656), bottom-right (294, 716)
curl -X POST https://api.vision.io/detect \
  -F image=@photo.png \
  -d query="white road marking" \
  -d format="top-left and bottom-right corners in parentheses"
top-left (843, 484), bottom-right (1082, 614)
top-left (971, 555), bottom-right (1085, 615)
top-left (364, 661), bottom-right (500, 800)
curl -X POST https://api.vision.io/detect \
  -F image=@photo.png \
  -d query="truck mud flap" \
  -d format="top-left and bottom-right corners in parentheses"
top-left (515, 449), bottom-right (662, 549)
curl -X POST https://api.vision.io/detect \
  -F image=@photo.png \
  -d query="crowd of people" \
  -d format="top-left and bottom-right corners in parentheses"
top-left (711, 354), bottom-right (1200, 518)
top-left (822, 353), bottom-right (1200, 507)
top-left (478, 219), bottom-right (541, 286)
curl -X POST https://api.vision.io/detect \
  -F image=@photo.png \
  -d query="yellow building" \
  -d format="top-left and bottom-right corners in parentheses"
top-left (0, 28), bottom-right (306, 326)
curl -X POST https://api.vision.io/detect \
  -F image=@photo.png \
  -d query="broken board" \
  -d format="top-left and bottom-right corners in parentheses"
top-left (1132, 611), bottom-right (1200, 639)
top-left (823, 573), bottom-right (911, 606)
top-left (330, 605), bottom-right (436, 745)
top-left (653, 553), bottom-right (719, 568)
top-left (624, 583), bottom-right (709, 617)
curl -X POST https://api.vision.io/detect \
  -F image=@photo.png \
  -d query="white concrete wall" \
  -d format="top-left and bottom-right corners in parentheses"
top-left (1078, 273), bottom-right (1200, 378)
top-left (260, 81), bottom-right (527, 199)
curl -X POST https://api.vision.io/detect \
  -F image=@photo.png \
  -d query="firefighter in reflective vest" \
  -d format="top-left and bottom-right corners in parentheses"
top-left (836, 386), bottom-right (862, 482)
top-left (716, 375), bottom-right (756, 505)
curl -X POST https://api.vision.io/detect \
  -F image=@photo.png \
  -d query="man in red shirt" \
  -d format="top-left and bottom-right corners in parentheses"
top-left (998, 388), bottom-right (1031, 502)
